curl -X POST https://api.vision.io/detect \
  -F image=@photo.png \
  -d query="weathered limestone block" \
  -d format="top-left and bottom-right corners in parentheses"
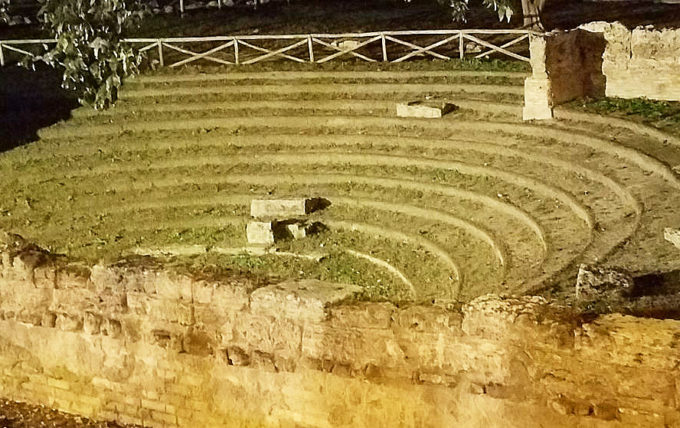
top-left (83, 312), bottom-right (102, 335)
top-left (250, 279), bottom-right (362, 322)
top-left (524, 28), bottom-right (606, 121)
top-left (56, 313), bottom-right (83, 331)
top-left (55, 268), bottom-right (90, 289)
top-left (524, 34), bottom-right (553, 121)
top-left (1, 285), bottom-right (53, 317)
top-left (250, 199), bottom-right (307, 219)
top-left (396, 101), bottom-right (455, 118)
top-left (392, 305), bottom-right (462, 335)
top-left (285, 222), bottom-right (306, 240)
top-left (155, 272), bottom-right (192, 301)
top-left (49, 288), bottom-right (99, 315)
top-left (462, 295), bottom-right (555, 340)
top-left (528, 33), bottom-right (548, 77)
top-left (90, 264), bottom-right (124, 293)
top-left (195, 280), bottom-right (250, 311)
top-left (41, 312), bottom-right (57, 328)
top-left (664, 228), bottom-right (680, 250)
top-left (575, 264), bottom-right (633, 301)
top-left (583, 23), bottom-right (680, 101)
top-left (523, 76), bottom-right (553, 120)
top-left (246, 221), bottom-right (275, 246)
top-left (100, 318), bottom-right (122, 338)
top-left (230, 315), bottom-right (303, 360)
top-left (580, 21), bottom-right (631, 70)
top-left (631, 27), bottom-right (680, 66)
top-left (329, 302), bottom-right (395, 329)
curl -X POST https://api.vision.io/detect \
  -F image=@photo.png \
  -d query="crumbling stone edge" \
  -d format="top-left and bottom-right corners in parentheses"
top-left (0, 235), bottom-right (678, 427)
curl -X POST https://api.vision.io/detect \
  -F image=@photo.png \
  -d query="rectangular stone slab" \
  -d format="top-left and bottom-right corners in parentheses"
top-left (251, 199), bottom-right (307, 219)
top-left (246, 221), bottom-right (275, 246)
top-left (396, 101), bottom-right (455, 118)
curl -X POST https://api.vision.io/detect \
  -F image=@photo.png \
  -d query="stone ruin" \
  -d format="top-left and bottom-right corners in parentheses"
top-left (0, 233), bottom-right (678, 426)
top-left (396, 101), bottom-right (457, 118)
top-left (246, 198), bottom-right (328, 246)
top-left (523, 22), bottom-right (680, 120)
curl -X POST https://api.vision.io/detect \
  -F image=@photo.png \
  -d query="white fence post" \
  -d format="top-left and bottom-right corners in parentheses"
top-left (307, 35), bottom-right (314, 63)
top-left (157, 40), bottom-right (164, 67)
top-left (381, 33), bottom-right (387, 62)
top-left (234, 37), bottom-right (239, 64)
top-left (459, 32), bottom-right (464, 60)
top-left (0, 43), bottom-right (4, 67)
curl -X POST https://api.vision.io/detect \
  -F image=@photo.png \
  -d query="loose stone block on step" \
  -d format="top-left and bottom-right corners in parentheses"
top-left (396, 101), bottom-right (455, 118)
top-left (246, 222), bottom-right (275, 246)
top-left (664, 228), bottom-right (680, 250)
top-left (251, 199), bottom-right (307, 219)
top-left (286, 223), bottom-right (306, 240)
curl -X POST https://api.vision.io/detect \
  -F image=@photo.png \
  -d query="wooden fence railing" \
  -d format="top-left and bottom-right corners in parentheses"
top-left (0, 30), bottom-right (538, 68)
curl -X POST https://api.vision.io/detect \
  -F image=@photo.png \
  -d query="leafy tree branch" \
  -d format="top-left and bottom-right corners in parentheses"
top-left (28, 0), bottom-right (147, 109)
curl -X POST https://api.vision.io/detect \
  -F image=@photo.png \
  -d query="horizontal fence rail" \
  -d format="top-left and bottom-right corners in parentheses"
top-left (0, 30), bottom-right (539, 68)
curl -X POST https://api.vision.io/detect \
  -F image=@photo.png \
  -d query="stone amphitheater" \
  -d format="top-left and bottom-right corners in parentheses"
top-left (3, 25), bottom-right (680, 422)
top-left (2, 66), bottom-right (680, 303)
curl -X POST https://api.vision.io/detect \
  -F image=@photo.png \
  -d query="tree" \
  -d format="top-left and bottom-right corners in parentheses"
top-left (28, 0), bottom-right (147, 109)
top-left (519, 0), bottom-right (544, 29)
top-left (443, 0), bottom-right (515, 23)
top-left (440, 0), bottom-right (544, 29)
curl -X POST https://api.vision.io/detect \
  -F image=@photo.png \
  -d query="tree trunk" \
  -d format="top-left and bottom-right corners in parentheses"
top-left (521, 0), bottom-right (545, 30)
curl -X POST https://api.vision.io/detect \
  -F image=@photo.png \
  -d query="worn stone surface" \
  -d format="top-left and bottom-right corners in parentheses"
top-left (250, 279), bottom-right (362, 322)
top-left (576, 264), bottom-right (634, 300)
top-left (525, 22), bottom-right (680, 116)
top-left (664, 227), bottom-right (680, 249)
top-left (285, 222), bottom-right (307, 240)
top-left (250, 199), bottom-right (307, 219)
top-left (663, 227), bottom-right (680, 249)
top-left (523, 76), bottom-right (553, 120)
top-left (0, 239), bottom-right (678, 427)
top-left (584, 22), bottom-right (680, 101)
top-left (246, 221), bottom-right (275, 246)
top-left (396, 101), bottom-right (455, 118)
top-left (524, 28), bottom-right (606, 120)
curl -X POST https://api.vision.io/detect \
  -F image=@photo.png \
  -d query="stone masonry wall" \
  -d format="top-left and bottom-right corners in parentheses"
top-left (0, 237), bottom-right (679, 427)
top-left (523, 29), bottom-right (606, 120)
top-left (596, 23), bottom-right (680, 101)
top-left (524, 22), bottom-right (680, 120)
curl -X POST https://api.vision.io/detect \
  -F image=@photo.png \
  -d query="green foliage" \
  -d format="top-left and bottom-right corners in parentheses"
top-left (29, 0), bottom-right (147, 109)
top-left (0, 0), bottom-right (10, 24)
top-left (574, 97), bottom-right (680, 125)
top-left (436, 0), bottom-right (516, 23)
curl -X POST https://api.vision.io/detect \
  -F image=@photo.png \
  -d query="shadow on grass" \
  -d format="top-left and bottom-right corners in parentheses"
top-left (0, 65), bottom-right (79, 153)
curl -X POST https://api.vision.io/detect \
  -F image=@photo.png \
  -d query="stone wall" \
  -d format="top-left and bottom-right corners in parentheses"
top-left (0, 237), bottom-right (679, 427)
top-left (524, 22), bottom-right (680, 120)
top-left (591, 22), bottom-right (680, 101)
top-left (523, 29), bottom-right (606, 120)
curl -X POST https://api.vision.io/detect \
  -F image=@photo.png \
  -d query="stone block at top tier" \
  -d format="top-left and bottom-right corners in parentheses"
top-left (250, 279), bottom-right (362, 322)
top-left (396, 101), bottom-right (455, 119)
top-left (251, 199), bottom-right (307, 219)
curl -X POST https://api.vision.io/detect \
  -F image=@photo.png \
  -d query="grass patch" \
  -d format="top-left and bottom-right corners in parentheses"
top-left (568, 97), bottom-right (680, 135)
top-left (145, 58), bottom-right (530, 76)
